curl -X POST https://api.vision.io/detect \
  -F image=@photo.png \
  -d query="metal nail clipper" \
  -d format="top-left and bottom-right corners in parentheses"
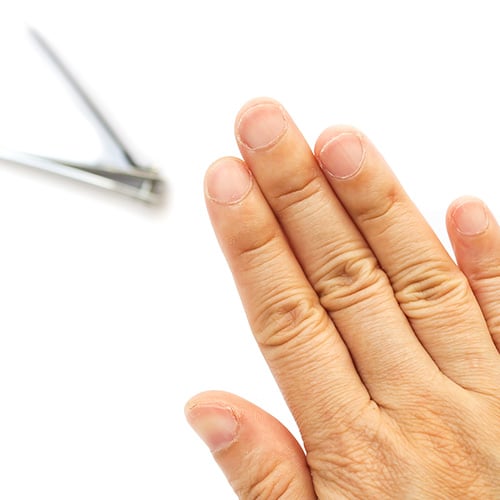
top-left (0, 28), bottom-right (165, 203)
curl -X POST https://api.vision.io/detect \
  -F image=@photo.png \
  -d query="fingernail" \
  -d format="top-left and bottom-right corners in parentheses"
top-left (319, 132), bottom-right (365, 179)
top-left (185, 404), bottom-right (239, 453)
top-left (452, 199), bottom-right (489, 236)
top-left (205, 158), bottom-right (252, 204)
top-left (237, 102), bottom-right (288, 150)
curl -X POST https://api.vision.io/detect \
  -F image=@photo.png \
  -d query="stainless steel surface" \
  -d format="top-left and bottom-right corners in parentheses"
top-left (0, 28), bottom-right (165, 203)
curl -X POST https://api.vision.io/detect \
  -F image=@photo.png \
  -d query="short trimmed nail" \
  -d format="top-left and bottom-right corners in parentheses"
top-left (237, 102), bottom-right (288, 150)
top-left (205, 158), bottom-right (252, 204)
top-left (319, 132), bottom-right (365, 179)
top-left (185, 404), bottom-right (239, 453)
top-left (452, 199), bottom-right (489, 235)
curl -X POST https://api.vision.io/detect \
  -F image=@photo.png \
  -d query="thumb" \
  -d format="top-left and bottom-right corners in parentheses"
top-left (185, 391), bottom-right (316, 499)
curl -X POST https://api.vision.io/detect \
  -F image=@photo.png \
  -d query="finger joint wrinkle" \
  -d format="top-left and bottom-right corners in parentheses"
top-left (272, 170), bottom-right (323, 215)
top-left (256, 293), bottom-right (328, 350)
top-left (236, 229), bottom-right (281, 264)
top-left (395, 267), bottom-right (470, 316)
top-left (356, 187), bottom-right (401, 226)
top-left (316, 251), bottom-right (388, 313)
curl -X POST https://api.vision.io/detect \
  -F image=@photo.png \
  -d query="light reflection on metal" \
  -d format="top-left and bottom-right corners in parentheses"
top-left (0, 28), bottom-right (165, 204)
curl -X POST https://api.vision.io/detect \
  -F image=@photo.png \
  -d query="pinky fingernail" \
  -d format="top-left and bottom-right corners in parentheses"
top-left (452, 199), bottom-right (489, 236)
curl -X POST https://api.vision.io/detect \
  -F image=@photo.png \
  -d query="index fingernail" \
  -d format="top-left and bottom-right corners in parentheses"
top-left (205, 158), bottom-right (253, 205)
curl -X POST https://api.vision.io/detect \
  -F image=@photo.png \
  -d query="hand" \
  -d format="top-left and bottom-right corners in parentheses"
top-left (185, 98), bottom-right (500, 499)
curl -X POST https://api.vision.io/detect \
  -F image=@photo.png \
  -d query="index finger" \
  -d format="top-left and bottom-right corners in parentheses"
top-left (204, 156), bottom-right (370, 447)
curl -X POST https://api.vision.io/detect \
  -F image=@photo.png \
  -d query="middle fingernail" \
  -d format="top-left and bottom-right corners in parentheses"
top-left (237, 102), bottom-right (288, 151)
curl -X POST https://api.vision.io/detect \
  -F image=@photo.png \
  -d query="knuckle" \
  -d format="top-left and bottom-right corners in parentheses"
top-left (485, 314), bottom-right (500, 335)
top-left (308, 404), bottom-right (399, 497)
top-left (314, 400), bottom-right (381, 453)
top-left (467, 266), bottom-right (500, 300)
top-left (234, 457), bottom-right (295, 500)
top-left (355, 184), bottom-right (400, 227)
top-left (404, 397), bottom-right (494, 495)
top-left (256, 291), bottom-right (328, 350)
top-left (315, 246), bottom-right (388, 313)
top-left (394, 261), bottom-right (471, 318)
top-left (237, 228), bottom-right (280, 263)
top-left (466, 262), bottom-right (500, 284)
top-left (465, 270), bottom-right (500, 334)
top-left (271, 171), bottom-right (323, 216)
top-left (235, 228), bottom-right (284, 275)
top-left (467, 266), bottom-right (500, 298)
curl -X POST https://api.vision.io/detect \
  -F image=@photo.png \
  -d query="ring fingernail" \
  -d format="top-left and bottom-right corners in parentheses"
top-left (319, 132), bottom-right (365, 179)
top-left (452, 199), bottom-right (489, 235)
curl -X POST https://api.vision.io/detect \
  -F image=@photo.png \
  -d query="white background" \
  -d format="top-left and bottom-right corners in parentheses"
top-left (1, 1), bottom-right (500, 498)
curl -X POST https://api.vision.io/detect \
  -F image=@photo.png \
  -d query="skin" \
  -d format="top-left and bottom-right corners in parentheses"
top-left (185, 97), bottom-right (500, 499)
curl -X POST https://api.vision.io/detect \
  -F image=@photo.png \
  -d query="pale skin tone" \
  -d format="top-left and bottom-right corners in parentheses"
top-left (185, 97), bottom-right (500, 499)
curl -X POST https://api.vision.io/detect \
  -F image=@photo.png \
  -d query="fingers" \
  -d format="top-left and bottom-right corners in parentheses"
top-left (234, 98), bottom-right (436, 403)
top-left (204, 156), bottom-right (371, 444)
top-left (315, 127), bottom-right (499, 388)
top-left (185, 391), bottom-right (316, 499)
top-left (205, 99), bottom-right (499, 449)
top-left (447, 197), bottom-right (500, 353)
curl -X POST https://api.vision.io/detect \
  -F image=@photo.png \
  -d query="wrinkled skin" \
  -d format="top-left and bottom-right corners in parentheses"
top-left (185, 98), bottom-right (500, 499)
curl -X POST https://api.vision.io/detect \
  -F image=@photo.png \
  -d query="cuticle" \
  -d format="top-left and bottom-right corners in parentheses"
top-left (188, 402), bottom-right (241, 453)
